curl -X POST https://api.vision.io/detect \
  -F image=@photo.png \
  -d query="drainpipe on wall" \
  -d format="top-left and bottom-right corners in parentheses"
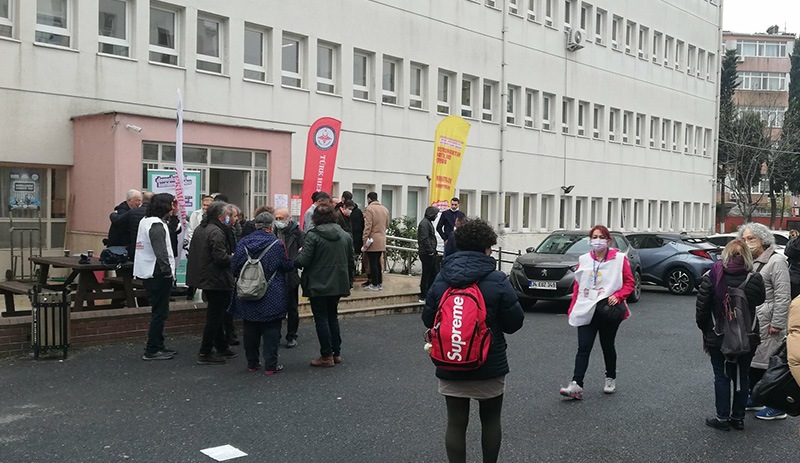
top-left (712, 1), bottom-right (724, 233)
top-left (498, 0), bottom-right (509, 232)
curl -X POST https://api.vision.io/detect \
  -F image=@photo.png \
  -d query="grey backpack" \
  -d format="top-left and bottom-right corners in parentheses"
top-left (714, 273), bottom-right (758, 359)
top-left (236, 241), bottom-right (278, 301)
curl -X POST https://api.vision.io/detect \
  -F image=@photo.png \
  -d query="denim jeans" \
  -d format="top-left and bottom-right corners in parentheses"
top-left (200, 289), bottom-right (231, 355)
top-left (285, 285), bottom-right (300, 342)
top-left (142, 277), bottom-right (173, 354)
top-left (709, 347), bottom-right (752, 420)
top-left (310, 296), bottom-right (342, 357)
top-left (572, 310), bottom-right (622, 387)
top-left (243, 319), bottom-right (282, 370)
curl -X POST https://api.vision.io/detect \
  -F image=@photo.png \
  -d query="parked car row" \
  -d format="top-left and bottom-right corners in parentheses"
top-left (510, 228), bottom-right (794, 310)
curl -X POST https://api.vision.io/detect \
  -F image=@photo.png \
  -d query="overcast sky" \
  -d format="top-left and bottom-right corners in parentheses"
top-left (723, 0), bottom-right (800, 34)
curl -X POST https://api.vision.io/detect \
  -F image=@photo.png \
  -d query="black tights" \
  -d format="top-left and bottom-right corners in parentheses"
top-left (444, 394), bottom-right (504, 463)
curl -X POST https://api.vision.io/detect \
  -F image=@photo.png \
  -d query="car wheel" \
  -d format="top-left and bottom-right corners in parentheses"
top-left (629, 271), bottom-right (642, 303)
top-left (666, 268), bottom-right (695, 295)
top-left (519, 299), bottom-right (537, 311)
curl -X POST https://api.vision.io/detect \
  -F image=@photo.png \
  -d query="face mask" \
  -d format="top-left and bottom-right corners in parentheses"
top-left (224, 216), bottom-right (231, 225)
top-left (590, 238), bottom-right (608, 252)
top-left (343, 209), bottom-right (352, 217)
top-left (746, 243), bottom-right (759, 252)
top-left (274, 220), bottom-right (287, 229)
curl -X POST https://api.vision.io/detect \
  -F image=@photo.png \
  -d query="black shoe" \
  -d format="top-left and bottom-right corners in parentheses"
top-left (730, 418), bottom-right (744, 431)
top-left (161, 347), bottom-right (178, 355)
top-left (227, 339), bottom-right (240, 346)
top-left (705, 417), bottom-right (731, 431)
top-left (143, 351), bottom-right (174, 361)
top-left (286, 339), bottom-right (298, 348)
top-left (219, 349), bottom-right (238, 359)
top-left (196, 353), bottom-right (226, 365)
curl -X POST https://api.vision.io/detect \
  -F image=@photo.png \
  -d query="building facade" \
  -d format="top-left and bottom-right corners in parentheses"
top-left (0, 0), bottom-right (722, 266)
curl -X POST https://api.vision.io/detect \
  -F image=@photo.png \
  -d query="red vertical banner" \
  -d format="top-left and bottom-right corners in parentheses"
top-left (300, 117), bottom-right (342, 228)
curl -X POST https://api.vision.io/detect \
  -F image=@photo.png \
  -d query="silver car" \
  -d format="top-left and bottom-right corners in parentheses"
top-left (626, 233), bottom-right (721, 295)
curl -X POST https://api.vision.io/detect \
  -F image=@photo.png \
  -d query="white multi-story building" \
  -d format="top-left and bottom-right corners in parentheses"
top-left (0, 0), bottom-right (722, 265)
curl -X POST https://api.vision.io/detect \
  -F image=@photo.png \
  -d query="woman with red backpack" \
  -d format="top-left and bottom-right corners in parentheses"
top-left (422, 219), bottom-right (524, 463)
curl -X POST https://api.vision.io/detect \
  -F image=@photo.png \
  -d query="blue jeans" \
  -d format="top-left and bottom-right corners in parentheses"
top-left (243, 319), bottom-right (282, 370)
top-left (142, 277), bottom-right (172, 354)
top-left (310, 296), bottom-right (342, 357)
top-left (709, 347), bottom-right (752, 420)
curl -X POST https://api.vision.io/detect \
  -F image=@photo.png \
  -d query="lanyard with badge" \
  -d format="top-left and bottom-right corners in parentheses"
top-left (588, 253), bottom-right (606, 301)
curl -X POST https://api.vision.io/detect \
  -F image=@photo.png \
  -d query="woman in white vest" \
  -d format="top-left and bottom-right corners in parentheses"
top-left (559, 225), bottom-right (635, 400)
top-left (133, 193), bottom-right (177, 361)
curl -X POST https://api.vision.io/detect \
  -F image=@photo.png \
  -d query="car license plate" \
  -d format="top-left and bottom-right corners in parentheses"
top-left (529, 280), bottom-right (557, 290)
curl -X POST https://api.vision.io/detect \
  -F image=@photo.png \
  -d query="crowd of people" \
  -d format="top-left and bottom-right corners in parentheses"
top-left (109, 189), bottom-right (800, 461)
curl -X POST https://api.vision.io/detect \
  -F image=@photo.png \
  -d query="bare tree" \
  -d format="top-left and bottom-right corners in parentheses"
top-left (721, 112), bottom-right (769, 222)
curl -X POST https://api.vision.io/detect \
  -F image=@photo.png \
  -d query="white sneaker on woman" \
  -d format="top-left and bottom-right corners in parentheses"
top-left (559, 381), bottom-right (583, 400)
top-left (604, 377), bottom-right (616, 394)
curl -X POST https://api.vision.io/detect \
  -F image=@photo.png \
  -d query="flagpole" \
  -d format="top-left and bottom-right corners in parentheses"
top-left (175, 89), bottom-right (187, 262)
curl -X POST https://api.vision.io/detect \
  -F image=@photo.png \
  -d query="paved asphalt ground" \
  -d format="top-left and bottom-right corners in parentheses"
top-left (1, 288), bottom-right (798, 463)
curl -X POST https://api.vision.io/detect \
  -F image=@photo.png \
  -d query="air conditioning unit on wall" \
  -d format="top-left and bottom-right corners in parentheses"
top-left (567, 29), bottom-right (585, 51)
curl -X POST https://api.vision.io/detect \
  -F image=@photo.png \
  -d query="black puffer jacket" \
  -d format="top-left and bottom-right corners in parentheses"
top-left (695, 266), bottom-right (766, 351)
top-left (422, 251), bottom-right (524, 380)
top-left (186, 220), bottom-right (235, 291)
top-left (417, 206), bottom-right (439, 256)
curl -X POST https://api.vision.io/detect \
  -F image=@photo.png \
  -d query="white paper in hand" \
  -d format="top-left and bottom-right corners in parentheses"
top-left (200, 444), bottom-right (248, 461)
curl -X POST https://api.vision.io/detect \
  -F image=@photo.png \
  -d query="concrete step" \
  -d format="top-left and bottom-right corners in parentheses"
top-left (298, 291), bottom-right (421, 314)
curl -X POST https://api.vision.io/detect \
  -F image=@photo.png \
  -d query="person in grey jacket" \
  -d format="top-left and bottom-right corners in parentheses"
top-left (417, 206), bottom-right (440, 301)
top-left (738, 223), bottom-right (791, 420)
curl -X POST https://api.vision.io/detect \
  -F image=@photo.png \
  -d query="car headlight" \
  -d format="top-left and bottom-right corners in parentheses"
top-left (512, 261), bottom-right (523, 270)
top-left (569, 264), bottom-right (579, 272)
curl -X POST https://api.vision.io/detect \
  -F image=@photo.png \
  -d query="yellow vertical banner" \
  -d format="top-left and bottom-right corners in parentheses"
top-left (429, 116), bottom-right (471, 209)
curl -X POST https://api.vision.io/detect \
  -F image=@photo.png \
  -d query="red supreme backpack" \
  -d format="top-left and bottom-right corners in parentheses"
top-left (427, 283), bottom-right (492, 371)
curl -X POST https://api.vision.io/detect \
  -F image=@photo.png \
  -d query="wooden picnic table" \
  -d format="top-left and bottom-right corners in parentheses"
top-left (29, 255), bottom-right (137, 310)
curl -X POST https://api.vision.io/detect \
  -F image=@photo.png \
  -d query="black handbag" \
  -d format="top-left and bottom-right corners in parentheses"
top-left (100, 246), bottom-right (128, 266)
top-left (751, 339), bottom-right (800, 417)
top-left (595, 298), bottom-right (625, 323)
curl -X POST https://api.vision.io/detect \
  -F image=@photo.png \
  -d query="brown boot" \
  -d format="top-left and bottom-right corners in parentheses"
top-left (333, 355), bottom-right (342, 364)
top-left (310, 356), bottom-right (335, 367)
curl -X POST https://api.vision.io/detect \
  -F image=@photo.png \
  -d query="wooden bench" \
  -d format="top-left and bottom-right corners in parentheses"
top-left (0, 280), bottom-right (35, 317)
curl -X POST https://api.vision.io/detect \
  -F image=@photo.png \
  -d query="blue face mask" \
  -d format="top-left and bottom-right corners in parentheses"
top-left (224, 216), bottom-right (231, 225)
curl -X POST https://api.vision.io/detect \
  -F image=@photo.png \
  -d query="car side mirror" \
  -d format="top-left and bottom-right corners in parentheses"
top-left (526, 247), bottom-right (535, 253)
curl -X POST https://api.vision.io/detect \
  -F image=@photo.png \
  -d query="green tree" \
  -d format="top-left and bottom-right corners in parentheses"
top-left (781, 39), bottom-right (800, 194)
top-left (717, 49), bottom-right (740, 224)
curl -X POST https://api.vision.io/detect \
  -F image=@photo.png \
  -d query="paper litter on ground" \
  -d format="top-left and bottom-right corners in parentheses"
top-left (200, 444), bottom-right (248, 461)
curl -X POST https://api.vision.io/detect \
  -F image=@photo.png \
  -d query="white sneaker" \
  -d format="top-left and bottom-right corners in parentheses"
top-left (365, 285), bottom-right (380, 291)
top-left (604, 377), bottom-right (616, 394)
top-left (559, 381), bottom-right (583, 400)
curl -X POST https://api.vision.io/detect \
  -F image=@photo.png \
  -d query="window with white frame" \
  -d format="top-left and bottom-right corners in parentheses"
top-left (577, 100), bottom-right (589, 136)
top-left (687, 44), bottom-right (696, 75)
top-left (683, 124), bottom-right (691, 154)
top-left (0, 0), bottom-right (13, 38)
top-left (509, 0), bottom-right (519, 15)
top-left (672, 121), bottom-right (681, 151)
top-left (196, 14), bottom-right (223, 73)
top-left (485, 0), bottom-right (498, 8)
top-left (579, 3), bottom-right (590, 34)
top-left (737, 71), bottom-right (787, 91)
top-left (592, 104), bottom-right (603, 139)
top-left (703, 128), bottom-right (711, 156)
top-left (594, 8), bottom-right (606, 44)
top-left (462, 75), bottom-right (478, 118)
top-left (36, 0), bottom-right (71, 47)
top-left (544, 0), bottom-right (553, 27)
top-left (625, 20), bottom-right (634, 54)
top-left (661, 118), bottom-right (670, 149)
top-left (149, 4), bottom-right (179, 65)
top-left (316, 41), bottom-right (338, 93)
top-left (282, 34), bottom-right (305, 88)
top-left (244, 26), bottom-right (268, 82)
top-left (382, 56), bottom-right (400, 104)
top-left (652, 31), bottom-right (662, 64)
top-left (637, 25), bottom-right (648, 59)
top-left (507, 85), bottom-right (520, 125)
top-left (707, 53), bottom-right (715, 81)
top-left (622, 111), bottom-right (631, 143)
top-left (524, 89), bottom-right (538, 128)
top-left (735, 40), bottom-right (788, 58)
top-left (98, 0), bottom-right (130, 56)
top-left (483, 80), bottom-right (497, 122)
top-left (697, 49), bottom-right (706, 78)
top-left (635, 113), bottom-right (645, 145)
top-left (409, 62), bottom-right (426, 109)
top-left (694, 126), bottom-right (702, 155)
top-left (542, 93), bottom-right (553, 130)
top-left (437, 70), bottom-right (454, 114)
top-left (526, 0), bottom-right (537, 21)
top-left (675, 40), bottom-right (684, 70)
top-left (504, 193), bottom-right (518, 229)
top-left (522, 194), bottom-right (533, 229)
top-left (611, 15), bottom-right (621, 50)
top-left (353, 50), bottom-right (372, 100)
top-left (608, 108), bottom-right (619, 141)
top-left (664, 35), bottom-right (674, 66)
top-left (563, 0), bottom-right (573, 30)
top-left (561, 97), bottom-right (574, 134)
top-left (650, 116), bottom-right (659, 148)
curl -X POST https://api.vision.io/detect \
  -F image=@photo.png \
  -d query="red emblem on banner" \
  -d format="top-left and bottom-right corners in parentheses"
top-left (300, 117), bottom-right (342, 228)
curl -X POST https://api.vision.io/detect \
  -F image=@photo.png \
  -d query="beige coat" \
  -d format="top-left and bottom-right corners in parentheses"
top-left (789, 296), bottom-right (800, 385)
top-left (362, 201), bottom-right (389, 252)
top-left (751, 246), bottom-right (792, 369)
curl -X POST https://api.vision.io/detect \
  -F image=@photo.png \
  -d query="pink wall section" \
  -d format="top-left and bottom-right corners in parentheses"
top-left (71, 112), bottom-right (292, 235)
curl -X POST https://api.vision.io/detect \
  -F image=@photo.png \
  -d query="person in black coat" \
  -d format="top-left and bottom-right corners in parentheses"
top-left (783, 233), bottom-right (800, 298)
top-left (695, 239), bottom-right (766, 431)
top-left (346, 200), bottom-right (364, 254)
top-left (436, 197), bottom-right (465, 242)
top-left (417, 206), bottom-right (439, 301)
top-left (274, 207), bottom-right (304, 347)
top-left (422, 219), bottom-right (524, 463)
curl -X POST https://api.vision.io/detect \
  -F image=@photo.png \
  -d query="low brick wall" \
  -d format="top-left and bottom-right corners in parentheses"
top-left (0, 301), bottom-right (210, 358)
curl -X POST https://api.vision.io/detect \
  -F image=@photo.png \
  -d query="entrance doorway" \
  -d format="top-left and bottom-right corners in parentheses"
top-left (211, 169), bottom-right (248, 213)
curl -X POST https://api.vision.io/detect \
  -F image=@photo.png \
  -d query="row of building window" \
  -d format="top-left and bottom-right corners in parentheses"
top-left (469, 0), bottom-right (718, 83)
top-left (735, 39), bottom-right (791, 58)
top-left (738, 106), bottom-right (787, 129)
top-left (737, 71), bottom-right (788, 92)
